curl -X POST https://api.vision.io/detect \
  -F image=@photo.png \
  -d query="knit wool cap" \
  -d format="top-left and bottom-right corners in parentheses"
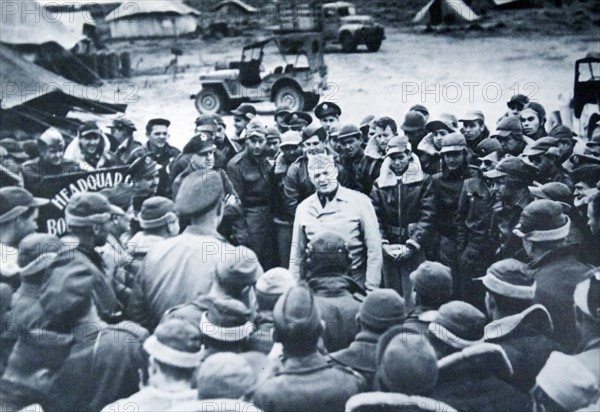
top-left (440, 132), bottom-right (466, 153)
top-left (359, 289), bottom-right (406, 331)
top-left (401, 111), bottom-right (426, 132)
top-left (65, 192), bottom-right (113, 227)
top-left (17, 233), bottom-right (63, 277)
top-left (196, 352), bottom-right (257, 400)
top-left (139, 196), bottom-right (176, 229)
top-left (256, 267), bottom-right (296, 296)
top-left (513, 199), bottom-right (570, 241)
top-left (200, 297), bottom-right (254, 342)
top-left (409, 261), bottom-right (453, 301)
top-left (337, 124), bottom-right (362, 141)
top-left (536, 352), bottom-right (600, 411)
top-left (478, 258), bottom-right (534, 300)
top-left (273, 285), bottom-right (321, 344)
top-left (528, 182), bottom-right (573, 205)
top-left (175, 170), bottom-right (224, 217)
top-left (574, 268), bottom-right (600, 320)
top-left (429, 301), bottom-right (487, 349)
top-left (215, 245), bottom-right (263, 290)
top-left (306, 231), bottom-right (349, 277)
top-left (144, 318), bottom-right (202, 368)
top-left (376, 333), bottom-right (438, 395)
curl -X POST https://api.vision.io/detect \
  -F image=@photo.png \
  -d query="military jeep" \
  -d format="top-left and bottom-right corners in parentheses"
top-left (193, 35), bottom-right (328, 114)
top-left (572, 53), bottom-right (600, 118)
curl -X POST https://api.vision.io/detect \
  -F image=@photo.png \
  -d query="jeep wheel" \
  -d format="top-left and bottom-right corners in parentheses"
top-left (366, 39), bottom-right (382, 52)
top-left (303, 93), bottom-right (320, 111)
top-left (274, 85), bottom-right (304, 112)
top-left (340, 32), bottom-right (357, 53)
top-left (195, 86), bottom-right (228, 114)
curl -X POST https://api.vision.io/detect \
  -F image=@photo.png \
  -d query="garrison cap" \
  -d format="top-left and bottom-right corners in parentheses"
top-left (127, 154), bottom-right (161, 180)
top-left (143, 318), bottom-right (203, 368)
top-left (175, 170), bottom-right (224, 217)
top-left (273, 285), bottom-right (321, 343)
top-left (477, 258), bottom-right (534, 300)
top-left (440, 132), bottom-right (466, 153)
top-left (302, 125), bottom-right (327, 142)
top-left (314, 101), bottom-right (341, 119)
top-left (0, 187), bottom-right (48, 224)
top-left (429, 301), bottom-right (486, 349)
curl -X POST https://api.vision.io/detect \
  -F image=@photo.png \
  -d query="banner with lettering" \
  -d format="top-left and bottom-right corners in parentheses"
top-left (35, 166), bottom-right (131, 235)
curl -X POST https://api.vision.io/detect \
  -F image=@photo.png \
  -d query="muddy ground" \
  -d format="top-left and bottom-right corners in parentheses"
top-left (100, 27), bottom-right (599, 149)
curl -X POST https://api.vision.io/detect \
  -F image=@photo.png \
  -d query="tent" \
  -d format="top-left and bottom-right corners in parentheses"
top-left (413, 0), bottom-right (480, 25)
top-left (0, 45), bottom-right (125, 133)
top-left (105, 0), bottom-right (201, 39)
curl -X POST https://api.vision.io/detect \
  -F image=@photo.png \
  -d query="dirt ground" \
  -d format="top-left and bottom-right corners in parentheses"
top-left (103, 28), bottom-right (599, 149)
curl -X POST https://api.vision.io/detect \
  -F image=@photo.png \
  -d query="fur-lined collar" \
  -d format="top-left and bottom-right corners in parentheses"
top-left (346, 392), bottom-right (458, 412)
top-left (376, 153), bottom-right (425, 188)
top-left (364, 137), bottom-right (384, 160)
top-left (438, 342), bottom-right (513, 380)
top-left (484, 304), bottom-right (553, 341)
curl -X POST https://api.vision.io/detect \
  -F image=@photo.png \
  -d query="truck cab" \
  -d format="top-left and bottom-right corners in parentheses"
top-left (320, 2), bottom-right (385, 52)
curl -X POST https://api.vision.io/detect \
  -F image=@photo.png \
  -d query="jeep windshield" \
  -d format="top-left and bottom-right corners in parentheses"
top-left (341, 15), bottom-right (374, 25)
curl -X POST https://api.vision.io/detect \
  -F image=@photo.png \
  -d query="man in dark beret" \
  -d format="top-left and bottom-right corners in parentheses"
top-left (129, 118), bottom-right (180, 198)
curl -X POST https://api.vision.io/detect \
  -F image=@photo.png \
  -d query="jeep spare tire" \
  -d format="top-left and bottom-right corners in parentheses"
top-left (195, 86), bottom-right (228, 114)
top-left (274, 85), bottom-right (304, 112)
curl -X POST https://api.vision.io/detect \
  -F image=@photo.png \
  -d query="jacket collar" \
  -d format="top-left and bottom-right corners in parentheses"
top-left (376, 153), bottom-right (425, 188)
top-left (438, 343), bottom-right (513, 381)
top-left (308, 276), bottom-right (354, 297)
top-left (183, 225), bottom-right (223, 240)
top-left (364, 137), bottom-right (384, 160)
top-left (278, 351), bottom-right (330, 375)
top-left (484, 304), bottom-right (553, 341)
top-left (529, 243), bottom-right (581, 269)
top-left (346, 393), bottom-right (458, 412)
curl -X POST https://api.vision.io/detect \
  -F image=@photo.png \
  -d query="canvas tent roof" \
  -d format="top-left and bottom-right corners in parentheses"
top-left (105, 0), bottom-right (200, 22)
top-left (211, 0), bottom-right (258, 14)
top-left (0, 0), bottom-right (86, 49)
top-left (1, 44), bottom-right (125, 131)
top-left (413, 0), bottom-right (480, 25)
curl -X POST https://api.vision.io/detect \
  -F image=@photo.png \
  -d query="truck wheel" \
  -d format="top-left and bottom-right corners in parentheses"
top-left (274, 85), bottom-right (304, 112)
top-left (195, 86), bottom-right (228, 114)
top-left (340, 32), bottom-right (357, 53)
top-left (303, 93), bottom-right (320, 111)
top-left (366, 39), bottom-right (382, 52)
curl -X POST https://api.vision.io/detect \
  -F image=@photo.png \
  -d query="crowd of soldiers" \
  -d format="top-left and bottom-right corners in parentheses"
top-left (0, 92), bottom-right (599, 411)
